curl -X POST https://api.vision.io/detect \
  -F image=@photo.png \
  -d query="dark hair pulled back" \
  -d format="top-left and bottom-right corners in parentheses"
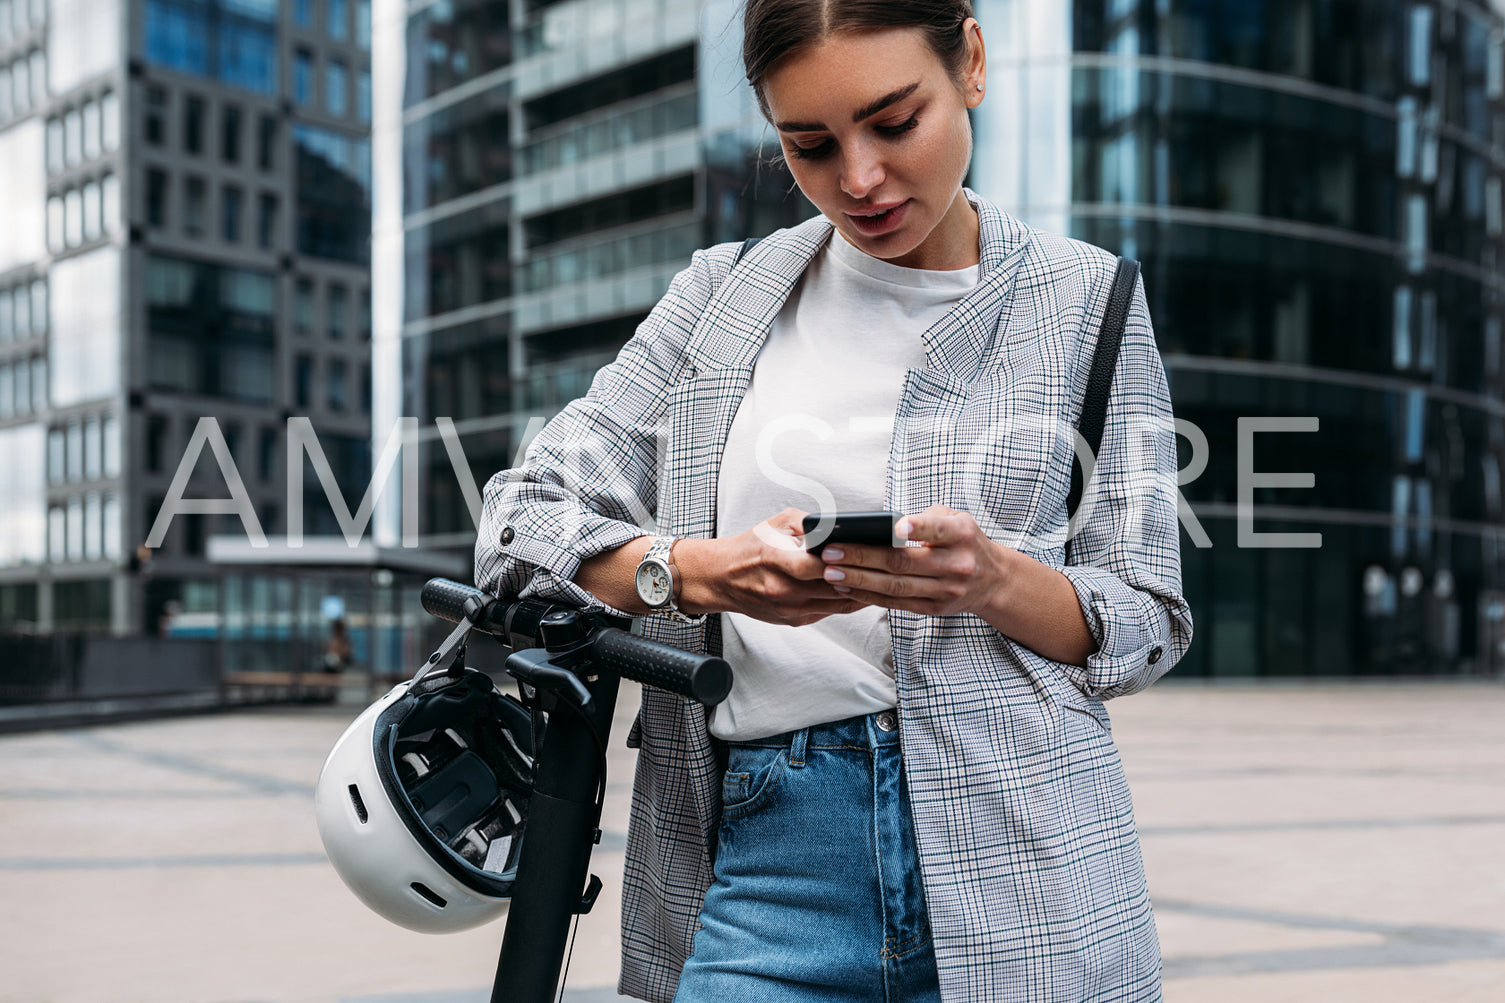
top-left (742, 0), bottom-right (975, 116)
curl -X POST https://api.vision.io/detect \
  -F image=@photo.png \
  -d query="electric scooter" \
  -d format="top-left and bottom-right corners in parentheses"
top-left (418, 577), bottom-right (732, 1003)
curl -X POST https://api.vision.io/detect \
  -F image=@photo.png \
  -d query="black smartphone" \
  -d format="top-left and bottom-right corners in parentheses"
top-left (801, 511), bottom-right (904, 554)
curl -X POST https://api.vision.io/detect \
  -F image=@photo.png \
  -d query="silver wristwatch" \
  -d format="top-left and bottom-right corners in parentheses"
top-left (634, 536), bottom-right (705, 625)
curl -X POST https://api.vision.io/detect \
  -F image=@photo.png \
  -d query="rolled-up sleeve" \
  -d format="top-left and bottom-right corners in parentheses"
top-left (473, 248), bottom-right (722, 615)
top-left (1060, 272), bottom-right (1193, 698)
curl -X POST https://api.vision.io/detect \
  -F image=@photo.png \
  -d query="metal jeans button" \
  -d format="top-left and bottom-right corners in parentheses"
top-left (875, 710), bottom-right (897, 732)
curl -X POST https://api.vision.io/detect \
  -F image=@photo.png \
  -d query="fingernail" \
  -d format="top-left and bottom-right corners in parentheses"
top-left (833, 585), bottom-right (852, 594)
top-left (896, 520), bottom-right (913, 539)
top-left (823, 547), bottom-right (844, 561)
top-left (824, 567), bottom-right (846, 582)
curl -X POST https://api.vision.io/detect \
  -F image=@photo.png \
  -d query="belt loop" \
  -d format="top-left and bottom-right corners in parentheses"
top-left (788, 727), bottom-right (808, 768)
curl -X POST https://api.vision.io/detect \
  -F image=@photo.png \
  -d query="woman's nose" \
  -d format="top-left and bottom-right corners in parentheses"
top-left (841, 143), bottom-right (885, 200)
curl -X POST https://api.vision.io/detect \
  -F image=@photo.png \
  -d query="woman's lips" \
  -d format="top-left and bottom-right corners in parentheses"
top-left (846, 199), bottom-right (911, 237)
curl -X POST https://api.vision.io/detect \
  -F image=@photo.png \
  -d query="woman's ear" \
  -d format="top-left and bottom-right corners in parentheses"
top-left (962, 17), bottom-right (986, 108)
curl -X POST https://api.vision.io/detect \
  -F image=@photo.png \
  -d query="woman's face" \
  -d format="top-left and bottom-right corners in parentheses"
top-left (761, 23), bottom-right (986, 271)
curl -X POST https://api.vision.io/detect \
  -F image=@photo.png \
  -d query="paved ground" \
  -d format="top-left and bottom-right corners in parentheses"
top-left (0, 682), bottom-right (1502, 1002)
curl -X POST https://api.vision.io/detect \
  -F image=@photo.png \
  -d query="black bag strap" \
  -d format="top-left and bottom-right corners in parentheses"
top-left (733, 236), bottom-right (761, 265)
top-left (1067, 256), bottom-right (1140, 519)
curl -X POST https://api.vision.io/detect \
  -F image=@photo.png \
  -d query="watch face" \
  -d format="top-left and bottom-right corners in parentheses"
top-left (636, 559), bottom-right (672, 607)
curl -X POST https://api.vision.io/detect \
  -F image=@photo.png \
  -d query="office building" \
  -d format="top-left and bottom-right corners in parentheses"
top-left (377, 0), bottom-right (808, 558)
top-left (0, 0), bottom-right (374, 638)
top-left (975, 0), bottom-right (1505, 674)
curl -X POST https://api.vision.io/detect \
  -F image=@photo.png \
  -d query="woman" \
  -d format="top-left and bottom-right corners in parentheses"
top-left (475, 1), bottom-right (1192, 1000)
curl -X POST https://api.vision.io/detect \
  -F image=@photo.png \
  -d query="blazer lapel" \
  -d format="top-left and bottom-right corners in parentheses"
top-left (919, 193), bottom-right (1034, 383)
top-left (660, 215), bottom-right (834, 544)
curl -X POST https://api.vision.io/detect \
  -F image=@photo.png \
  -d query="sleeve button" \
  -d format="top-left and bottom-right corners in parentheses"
top-left (500, 526), bottom-right (515, 545)
top-left (1147, 645), bottom-right (1163, 665)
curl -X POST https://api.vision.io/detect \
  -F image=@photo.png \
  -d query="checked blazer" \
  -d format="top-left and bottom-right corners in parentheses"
top-left (475, 191), bottom-right (1193, 1003)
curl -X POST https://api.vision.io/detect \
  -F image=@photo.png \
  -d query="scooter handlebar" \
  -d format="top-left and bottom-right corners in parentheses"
top-left (419, 578), bottom-right (732, 706)
top-left (590, 627), bottom-right (732, 707)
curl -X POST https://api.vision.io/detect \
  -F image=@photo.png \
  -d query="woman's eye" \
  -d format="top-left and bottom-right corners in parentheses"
top-left (877, 116), bottom-right (919, 137)
top-left (789, 139), bottom-right (834, 161)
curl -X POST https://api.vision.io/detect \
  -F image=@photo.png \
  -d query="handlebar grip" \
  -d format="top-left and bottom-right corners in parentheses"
top-left (591, 628), bottom-right (733, 707)
top-left (420, 578), bottom-right (488, 625)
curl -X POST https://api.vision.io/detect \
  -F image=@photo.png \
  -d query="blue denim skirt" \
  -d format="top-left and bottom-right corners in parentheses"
top-left (673, 711), bottom-right (942, 1003)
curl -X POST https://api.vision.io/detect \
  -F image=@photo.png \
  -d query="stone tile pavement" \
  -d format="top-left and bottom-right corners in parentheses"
top-left (0, 682), bottom-right (1501, 1002)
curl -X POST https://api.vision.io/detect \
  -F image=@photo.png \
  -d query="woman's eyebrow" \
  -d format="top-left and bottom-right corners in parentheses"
top-left (774, 81), bottom-right (922, 133)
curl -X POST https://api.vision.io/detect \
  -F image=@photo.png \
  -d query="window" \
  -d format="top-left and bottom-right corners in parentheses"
top-left (294, 0), bottom-right (312, 27)
top-left (294, 125), bottom-right (372, 262)
top-left (327, 282), bottom-right (346, 339)
top-left (295, 354), bottom-right (313, 407)
top-left (185, 176), bottom-right (206, 237)
top-left (81, 179), bottom-right (101, 241)
top-left (144, 0), bottom-right (277, 96)
top-left (222, 185), bottom-right (242, 243)
top-left (326, 59), bottom-right (347, 116)
top-left (102, 413), bottom-right (119, 477)
top-left (257, 114), bottom-right (276, 170)
top-left (84, 492), bottom-right (101, 560)
top-left (12, 286), bottom-right (27, 340)
top-left (258, 425), bottom-right (276, 481)
top-left (222, 104), bottom-right (241, 163)
top-left (0, 289), bottom-right (9, 341)
top-left (29, 280), bottom-right (44, 336)
top-left (146, 86), bottom-right (167, 145)
top-left (65, 187), bottom-right (82, 245)
top-left (184, 95), bottom-right (204, 154)
top-left (329, 0), bottom-right (348, 40)
top-left (328, 357), bottom-right (347, 411)
top-left (101, 173), bottom-right (119, 235)
top-left (256, 192), bottom-right (278, 249)
top-left (103, 493), bottom-right (120, 559)
top-left (48, 507), bottom-right (64, 562)
top-left (0, 363), bottom-right (11, 418)
top-left (82, 99), bottom-right (99, 160)
top-left (84, 416), bottom-right (101, 480)
top-left (358, 287), bottom-right (370, 341)
top-left (44, 201), bottom-right (65, 258)
top-left (356, 69), bottom-right (370, 123)
top-left (64, 107), bottom-right (81, 166)
top-left (100, 90), bottom-right (118, 151)
top-left (359, 362), bottom-right (370, 412)
top-left (294, 277), bottom-right (314, 335)
top-left (356, 0), bottom-right (370, 49)
top-left (48, 427), bottom-right (65, 483)
top-left (294, 49), bottom-right (313, 105)
top-left (146, 168), bottom-right (168, 228)
top-left (66, 420), bottom-right (83, 482)
top-left (67, 495), bottom-right (81, 560)
top-left (46, 117), bottom-right (63, 171)
top-left (146, 414), bottom-right (167, 473)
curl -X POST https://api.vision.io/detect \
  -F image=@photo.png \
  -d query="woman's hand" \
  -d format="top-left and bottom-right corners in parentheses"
top-left (817, 506), bottom-right (1005, 618)
top-left (818, 505), bottom-right (1096, 665)
top-left (677, 508), bottom-right (868, 626)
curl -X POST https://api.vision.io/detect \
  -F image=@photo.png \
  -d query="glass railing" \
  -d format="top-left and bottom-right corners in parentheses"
top-left (518, 215), bottom-right (698, 293)
top-left (519, 351), bottom-right (620, 411)
top-left (518, 87), bottom-right (697, 175)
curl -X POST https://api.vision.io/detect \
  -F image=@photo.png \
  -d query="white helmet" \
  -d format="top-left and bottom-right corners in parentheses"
top-left (314, 665), bottom-right (535, 933)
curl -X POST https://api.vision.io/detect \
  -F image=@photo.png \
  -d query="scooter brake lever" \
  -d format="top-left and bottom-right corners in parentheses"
top-left (503, 647), bottom-right (594, 709)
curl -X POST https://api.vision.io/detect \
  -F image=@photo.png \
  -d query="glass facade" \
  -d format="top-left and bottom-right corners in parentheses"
top-left (385, 0), bottom-right (810, 549)
top-left (975, 0), bottom-right (1505, 675)
top-left (144, 0), bottom-right (278, 95)
top-left (145, 255), bottom-right (277, 403)
top-left (294, 124), bottom-right (371, 262)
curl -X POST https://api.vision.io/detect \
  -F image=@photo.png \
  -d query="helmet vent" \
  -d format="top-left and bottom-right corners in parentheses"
top-left (410, 882), bottom-right (447, 909)
top-left (348, 784), bottom-right (369, 824)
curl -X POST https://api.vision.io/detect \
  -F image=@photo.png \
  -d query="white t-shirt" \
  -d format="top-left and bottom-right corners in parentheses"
top-left (711, 233), bottom-right (979, 740)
